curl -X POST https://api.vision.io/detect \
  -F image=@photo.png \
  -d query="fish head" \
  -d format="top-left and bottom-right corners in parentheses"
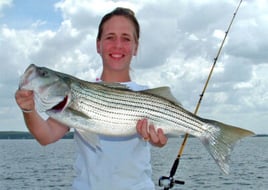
top-left (19, 64), bottom-right (71, 113)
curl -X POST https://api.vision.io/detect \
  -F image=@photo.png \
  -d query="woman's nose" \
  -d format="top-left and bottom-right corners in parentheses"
top-left (114, 39), bottom-right (122, 48)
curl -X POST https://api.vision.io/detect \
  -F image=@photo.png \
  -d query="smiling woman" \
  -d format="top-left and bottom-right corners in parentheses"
top-left (2, 1), bottom-right (268, 189)
top-left (14, 7), bottom-right (168, 190)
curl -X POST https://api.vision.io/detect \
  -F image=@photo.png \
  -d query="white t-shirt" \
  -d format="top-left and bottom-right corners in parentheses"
top-left (72, 81), bottom-right (155, 190)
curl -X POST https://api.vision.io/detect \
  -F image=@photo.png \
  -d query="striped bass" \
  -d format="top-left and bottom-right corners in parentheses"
top-left (19, 64), bottom-right (254, 174)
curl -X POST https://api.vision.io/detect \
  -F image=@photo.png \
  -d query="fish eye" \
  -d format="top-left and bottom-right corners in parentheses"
top-left (38, 69), bottom-right (49, 77)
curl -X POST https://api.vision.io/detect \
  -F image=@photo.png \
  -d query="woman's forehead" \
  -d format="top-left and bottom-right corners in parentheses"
top-left (102, 16), bottom-right (136, 36)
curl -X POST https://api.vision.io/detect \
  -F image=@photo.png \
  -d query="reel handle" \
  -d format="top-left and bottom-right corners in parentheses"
top-left (158, 176), bottom-right (185, 189)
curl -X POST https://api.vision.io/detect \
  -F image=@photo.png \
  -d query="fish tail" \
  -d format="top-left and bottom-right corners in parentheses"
top-left (200, 119), bottom-right (255, 174)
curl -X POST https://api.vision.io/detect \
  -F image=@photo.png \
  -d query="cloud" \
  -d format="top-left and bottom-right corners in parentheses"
top-left (0, 0), bottom-right (267, 134)
top-left (54, 0), bottom-right (142, 30)
top-left (0, 0), bottom-right (12, 17)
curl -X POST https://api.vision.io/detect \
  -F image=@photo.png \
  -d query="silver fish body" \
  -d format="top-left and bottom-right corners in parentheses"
top-left (19, 64), bottom-right (255, 174)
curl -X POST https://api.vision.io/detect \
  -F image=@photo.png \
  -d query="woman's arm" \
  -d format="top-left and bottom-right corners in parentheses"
top-left (15, 89), bottom-right (69, 145)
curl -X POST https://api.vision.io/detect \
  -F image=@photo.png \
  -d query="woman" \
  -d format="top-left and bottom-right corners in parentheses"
top-left (15, 7), bottom-right (167, 190)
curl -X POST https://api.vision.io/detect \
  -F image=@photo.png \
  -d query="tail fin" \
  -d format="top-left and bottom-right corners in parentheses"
top-left (200, 119), bottom-right (255, 174)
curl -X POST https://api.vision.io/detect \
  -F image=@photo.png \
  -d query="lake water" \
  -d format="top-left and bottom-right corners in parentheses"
top-left (0, 137), bottom-right (267, 190)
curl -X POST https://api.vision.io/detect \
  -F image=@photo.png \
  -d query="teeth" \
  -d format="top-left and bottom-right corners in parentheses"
top-left (111, 54), bottom-right (123, 58)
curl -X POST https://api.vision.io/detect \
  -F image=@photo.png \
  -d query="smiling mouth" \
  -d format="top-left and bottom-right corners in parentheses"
top-left (110, 53), bottom-right (124, 59)
top-left (50, 95), bottom-right (68, 112)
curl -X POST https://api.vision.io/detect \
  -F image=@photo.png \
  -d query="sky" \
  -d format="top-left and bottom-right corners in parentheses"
top-left (0, 0), bottom-right (267, 134)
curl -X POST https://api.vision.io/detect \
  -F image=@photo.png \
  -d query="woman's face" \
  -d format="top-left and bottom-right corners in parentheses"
top-left (97, 16), bottom-right (138, 72)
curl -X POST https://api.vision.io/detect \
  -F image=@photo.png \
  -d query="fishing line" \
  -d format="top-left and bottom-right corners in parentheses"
top-left (158, 0), bottom-right (243, 189)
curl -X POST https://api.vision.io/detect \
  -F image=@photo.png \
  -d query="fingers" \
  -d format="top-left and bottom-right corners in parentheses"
top-left (148, 124), bottom-right (158, 142)
top-left (15, 90), bottom-right (35, 112)
top-left (136, 118), bottom-right (168, 147)
top-left (156, 128), bottom-right (168, 147)
top-left (148, 125), bottom-right (167, 147)
top-left (136, 119), bottom-right (150, 140)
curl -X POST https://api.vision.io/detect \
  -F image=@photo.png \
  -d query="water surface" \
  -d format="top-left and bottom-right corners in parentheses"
top-left (0, 137), bottom-right (267, 189)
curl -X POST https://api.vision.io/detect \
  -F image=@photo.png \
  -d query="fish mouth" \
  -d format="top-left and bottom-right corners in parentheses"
top-left (49, 95), bottom-right (69, 112)
top-left (19, 64), bottom-right (37, 89)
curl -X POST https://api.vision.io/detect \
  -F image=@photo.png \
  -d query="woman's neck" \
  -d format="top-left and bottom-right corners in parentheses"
top-left (100, 70), bottom-right (131, 83)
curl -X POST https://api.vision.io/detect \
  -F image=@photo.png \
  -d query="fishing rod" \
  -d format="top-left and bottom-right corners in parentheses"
top-left (158, 0), bottom-right (243, 189)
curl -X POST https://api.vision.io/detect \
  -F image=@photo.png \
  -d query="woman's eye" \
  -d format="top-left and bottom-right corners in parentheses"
top-left (106, 36), bottom-right (114, 40)
top-left (123, 38), bottom-right (130, 42)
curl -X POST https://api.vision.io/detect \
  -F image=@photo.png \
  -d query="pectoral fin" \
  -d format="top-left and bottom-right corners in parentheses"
top-left (47, 108), bottom-right (101, 149)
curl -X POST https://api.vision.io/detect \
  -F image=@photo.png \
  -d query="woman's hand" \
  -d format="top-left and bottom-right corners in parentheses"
top-left (136, 118), bottom-right (167, 147)
top-left (15, 90), bottom-right (35, 113)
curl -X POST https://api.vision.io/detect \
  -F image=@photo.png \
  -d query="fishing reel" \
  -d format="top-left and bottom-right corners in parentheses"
top-left (158, 176), bottom-right (185, 190)
top-left (158, 157), bottom-right (185, 190)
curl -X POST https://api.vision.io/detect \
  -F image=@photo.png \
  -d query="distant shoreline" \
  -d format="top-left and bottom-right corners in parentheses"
top-left (0, 131), bottom-right (267, 139)
top-left (0, 131), bottom-right (74, 139)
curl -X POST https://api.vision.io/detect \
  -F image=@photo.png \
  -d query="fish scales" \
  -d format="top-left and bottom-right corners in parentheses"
top-left (70, 82), bottom-right (206, 136)
top-left (19, 64), bottom-right (255, 174)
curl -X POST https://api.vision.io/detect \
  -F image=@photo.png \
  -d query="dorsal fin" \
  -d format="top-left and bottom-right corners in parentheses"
top-left (142, 87), bottom-right (182, 106)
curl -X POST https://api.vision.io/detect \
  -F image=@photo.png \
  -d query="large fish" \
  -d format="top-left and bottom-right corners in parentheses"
top-left (19, 64), bottom-right (254, 174)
